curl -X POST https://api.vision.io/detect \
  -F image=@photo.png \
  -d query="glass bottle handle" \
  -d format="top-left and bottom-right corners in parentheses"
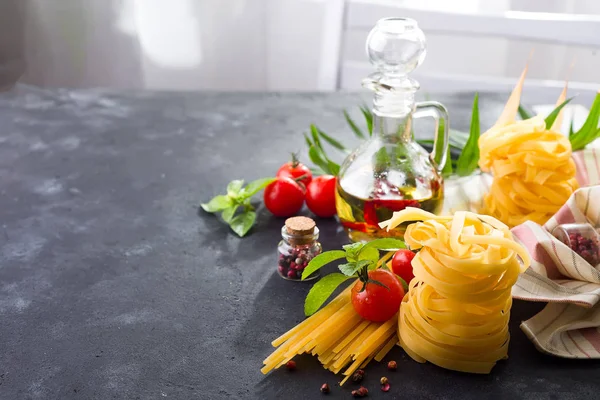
top-left (413, 101), bottom-right (450, 174)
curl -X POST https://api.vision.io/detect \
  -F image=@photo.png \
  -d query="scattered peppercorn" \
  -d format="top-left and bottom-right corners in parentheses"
top-left (285, 360), bottom-right (296, 371)
top-left (381, 383), bottom-right (390, 392)
top-left (351, 369), bottom-right (365, 382)
top-left (352, 386), bottom-right (369, 397)
top-left (380, 377), bottom-right (388, 385)
top-left (387, 360), bottom-right (397, 371)
top-left (320, 383), bottom-right (330, 394)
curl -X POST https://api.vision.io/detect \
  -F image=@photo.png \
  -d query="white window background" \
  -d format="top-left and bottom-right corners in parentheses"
top-left (13, 0), bottom-right (600, 91)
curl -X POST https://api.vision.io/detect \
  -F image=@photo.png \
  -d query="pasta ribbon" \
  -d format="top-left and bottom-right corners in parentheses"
top-left (478, 115), bottom-right (578, 227)
top-left (382, 208), bottom-right (531, 374)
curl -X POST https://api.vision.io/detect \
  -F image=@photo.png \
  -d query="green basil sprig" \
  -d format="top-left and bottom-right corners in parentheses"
top-left (201, 177), bottom-right (275, 237)
top-left (302, 238), bottom-right (405, 316)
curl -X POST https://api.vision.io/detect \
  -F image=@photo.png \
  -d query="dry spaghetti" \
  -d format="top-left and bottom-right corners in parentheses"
top-left (381, 208), bottom-right (531, 374)
top-left (261, 253), bottom-right (398, 385)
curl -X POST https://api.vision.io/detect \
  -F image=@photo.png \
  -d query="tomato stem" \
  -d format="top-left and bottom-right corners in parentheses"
top-left (291, 152), bottom-right (300, 168)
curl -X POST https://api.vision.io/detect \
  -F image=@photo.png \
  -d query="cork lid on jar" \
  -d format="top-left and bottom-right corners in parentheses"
top-left (285, 216), bottom-right (316, 236)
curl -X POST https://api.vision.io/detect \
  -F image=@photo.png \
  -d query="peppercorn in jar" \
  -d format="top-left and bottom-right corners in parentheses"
top-left (277, 216), bottom-right (322, 281)
top-left (552, 223), bottom-right (600, 266)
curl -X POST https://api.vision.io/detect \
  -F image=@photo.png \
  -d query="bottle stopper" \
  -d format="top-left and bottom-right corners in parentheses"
top-left (363, 17), bottom-right (426, 93)
top-left (285, 216), bottom-right (316, 236)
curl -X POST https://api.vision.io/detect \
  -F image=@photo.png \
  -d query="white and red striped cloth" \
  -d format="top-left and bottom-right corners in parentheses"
top-left (444, 148), bottom-right (600, 358)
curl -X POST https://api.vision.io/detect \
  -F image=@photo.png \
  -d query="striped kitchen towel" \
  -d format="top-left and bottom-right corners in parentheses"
top-left (512, 185), bottom-right (600, 358)
top-left (443, 148), bottom-right (600, 358)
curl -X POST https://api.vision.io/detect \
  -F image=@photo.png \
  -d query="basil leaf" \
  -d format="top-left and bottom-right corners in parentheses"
top-left (339, 260), bottom-right (372, 276)
top-left (342, 242), bottom-right (364, 262)
top-left (302, 250), bottom-right (346, 280)
top-left (244, 177), bottom-right (276, 197)
top-left (318, 129), bottom-right (348, 153)
top-left (304, 273), bottom-right (351, 316)
top-left (344, 110), bottom-right (366, 139)
top-left (358, 247), bottom-right (379, 263)
top-left (221, 206), bottom-right (237, 223)
top-left (362, 238), bottom-right (406, 251)
top-left (360, 105), bottom-right (373, 135)
top-left (229, 210), bottom-right (256, 237)
top-left (227, 180), bottom-right (244, 196)
top-left (545, 97), bottom-right (573, 130)
top-left (455, 93), bottom-right (480, 177)
top-left (518, 104), bottom-right (533, 120)
top-left (201, 195), bottom-right (233, 213)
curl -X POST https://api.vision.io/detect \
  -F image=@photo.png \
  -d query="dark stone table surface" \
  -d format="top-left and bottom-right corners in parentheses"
top-left (1, 84), bottom-right (599, 399)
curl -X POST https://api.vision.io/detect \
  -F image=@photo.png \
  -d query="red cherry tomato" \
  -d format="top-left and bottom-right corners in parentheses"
top-left (276, 155), bottom-right (312, 186)
top-left (306, 175), bottom-right (336, 218)
top-left (391, 249), bottom-right (416, 285)
top-left (351, 270), bottom-right (404, 322)
top-left (263, 177), bottom-right (305, 217)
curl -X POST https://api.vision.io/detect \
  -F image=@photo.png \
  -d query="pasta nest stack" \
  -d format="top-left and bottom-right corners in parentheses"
top-left (381, 208), bottom-right (531, 374)
top-left (478, 115), bottom-right (578, 227)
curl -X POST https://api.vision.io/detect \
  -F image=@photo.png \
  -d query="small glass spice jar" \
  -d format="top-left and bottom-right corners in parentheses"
top-left (551, 223), bottom-right (600, 266)
top-left (277, 216), bottom-right (322, 281)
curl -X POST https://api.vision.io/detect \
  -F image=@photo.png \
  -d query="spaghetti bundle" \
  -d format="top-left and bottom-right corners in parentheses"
top-left (261, 284), bottom-right (398, 385)
top-left (381, 208), bottom-right (531, 374)
top-left (479, 115), bottom-right (578, 227)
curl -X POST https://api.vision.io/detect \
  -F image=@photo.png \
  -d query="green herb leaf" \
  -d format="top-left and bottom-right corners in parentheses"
top-left (201, 195), bottom-right (233, 213)
top-left (229, 210), bottom-right (256, 237)
top-left (304, 273), bottom-right (352, 316)
top-left (221, 206), bottom-right (237, 223)
top-left (308, 145), bottom-right (331, 175)
top-left (442, 146), bottom-right (453, 178)
top-left (362, 238), bottom-right (406, 251)
top-left (304, 132), bottom-right (314, 149)
top-left (518, 104), bottom-right (533, 120)
top-left (358, 247), bottom-right (380, 264)
top-left (342, 242), bottom-right (364, 262)
top-left (244, 177), bottom-right (276, 197)
top-left (310, 125), bottom-right (324, 150)
top-left (344, 110), bottom-right (366, 139)
top-left (545, 97), bottom-right (573, 130)
top-left (302, 250), bottom-right (346, 280)
top-left (317, 129), bottom-right (348, 152)
top-left (570, 93), bottom-right (600, 151)
top-left (338, 260), bottom-right (371, 276)
top-left (227, 180), bottom-right (244, 196)
top-left (327, 160), bottom-right (340, 176)
top-left (455, 93), bottom-right (480, 176)
top-left (569, 119), bottom-right (575, 138)
top-left (397, 275), bottom-right (409, 292)
top-left (360, 105), bottom-right (373, 135)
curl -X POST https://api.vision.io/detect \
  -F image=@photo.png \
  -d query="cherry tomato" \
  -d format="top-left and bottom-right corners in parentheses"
top-left (263, 177), bottom-right (305, 217)
top-left (276, 155), bottom-right (312, 186)
top-left (351, 270), bottom-right (404, 322)
top-left (391, 249), bottom-right (416, 284)
top-left (306, 175), bottom-right (336, 218)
